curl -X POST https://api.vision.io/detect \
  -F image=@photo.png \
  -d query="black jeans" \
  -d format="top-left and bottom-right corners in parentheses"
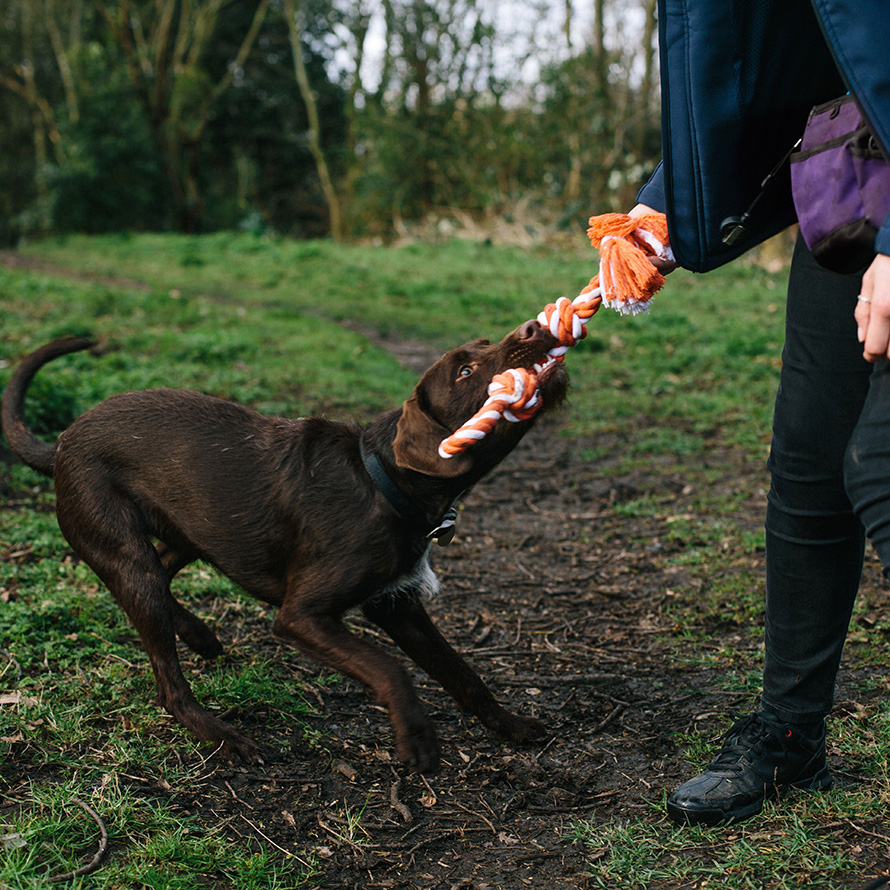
top-left (761, 236), bottom-right (890, 724)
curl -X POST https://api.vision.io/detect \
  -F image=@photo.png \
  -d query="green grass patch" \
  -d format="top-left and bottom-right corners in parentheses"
top-left (14, 233), bottom-right (787, 447)
top-left (570, 800), bottom-right (867, 889)
top-left (571, 699), bottom-right (890, 889)
top-left (0, 779), bottom-right (318, 889)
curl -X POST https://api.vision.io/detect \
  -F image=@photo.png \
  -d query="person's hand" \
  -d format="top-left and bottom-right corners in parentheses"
top-left (628, 203), bottom-right (678, 275)
top-left (855, 253), bottom-right (890, 361)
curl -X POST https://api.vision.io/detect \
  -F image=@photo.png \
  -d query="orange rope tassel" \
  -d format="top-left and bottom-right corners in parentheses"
top-left (585, 212), bottom-right (670, 314)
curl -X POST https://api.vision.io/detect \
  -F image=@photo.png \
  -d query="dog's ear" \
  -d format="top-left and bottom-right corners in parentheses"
top-left (393, 396), bottom-right (474, 478)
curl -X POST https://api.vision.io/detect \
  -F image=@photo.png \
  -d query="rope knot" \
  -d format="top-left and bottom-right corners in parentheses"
top-left (494, 367), bottom-right (541, 421)
top-left (537, 293), bottom-right (604, 351)
top-left (437, 367), bottom-right (541, 458)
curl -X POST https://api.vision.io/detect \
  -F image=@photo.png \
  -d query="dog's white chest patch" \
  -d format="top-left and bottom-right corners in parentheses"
top-left (381, 550), bottom-right (440, 600)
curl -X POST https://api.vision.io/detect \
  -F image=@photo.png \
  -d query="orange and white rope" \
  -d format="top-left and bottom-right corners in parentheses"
top-left (437, 212), bottom-right (672, 459)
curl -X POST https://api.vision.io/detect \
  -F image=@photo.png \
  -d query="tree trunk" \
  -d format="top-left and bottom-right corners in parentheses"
top-left (284, 0), bottom-right (344, 241)
top-left (44, 0), bottom-right (80, 122)
top-left (635, 0), bottom-right (659, 154)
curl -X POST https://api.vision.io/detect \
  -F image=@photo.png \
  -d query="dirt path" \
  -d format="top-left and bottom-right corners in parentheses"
top-left (113, 427), bottom-right (876, 889)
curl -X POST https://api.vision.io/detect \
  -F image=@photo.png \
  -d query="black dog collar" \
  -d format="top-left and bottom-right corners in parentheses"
top-left (359, 437), bottom-right (457, 546)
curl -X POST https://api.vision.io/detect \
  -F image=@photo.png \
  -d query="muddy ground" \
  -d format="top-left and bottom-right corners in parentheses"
top-left (99, 421), bottom-right (885, 890)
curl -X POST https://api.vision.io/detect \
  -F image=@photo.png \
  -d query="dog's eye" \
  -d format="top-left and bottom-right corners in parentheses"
top-left (458, 365), bottom-right (473, 378)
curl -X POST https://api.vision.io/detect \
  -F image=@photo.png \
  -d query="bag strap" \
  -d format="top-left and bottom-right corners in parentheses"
top-left (720, 138), bottom-right (802, 246)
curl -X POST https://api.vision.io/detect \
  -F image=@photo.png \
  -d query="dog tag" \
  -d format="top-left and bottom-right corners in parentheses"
top-left (434, 524), bottom-right (456, 546)
top-left (429, 507), bottom-right (457, 546)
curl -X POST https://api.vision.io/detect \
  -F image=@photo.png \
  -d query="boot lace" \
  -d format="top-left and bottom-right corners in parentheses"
top-left (708, 711), bottom-right (789, 770)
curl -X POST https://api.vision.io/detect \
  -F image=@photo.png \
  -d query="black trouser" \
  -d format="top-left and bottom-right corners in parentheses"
top-left (760, 236), bottom-right (890, 725)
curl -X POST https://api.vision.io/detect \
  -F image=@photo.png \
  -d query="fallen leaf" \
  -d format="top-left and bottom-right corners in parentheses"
top-left (1, 833), bottom-right (26, 851)
top-left (0, 692), bottom-right (38, 707)
top-left (332, 760), bottom-right (357, 781)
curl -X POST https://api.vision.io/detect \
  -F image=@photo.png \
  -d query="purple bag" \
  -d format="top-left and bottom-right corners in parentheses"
top-left (791, 94), bottom-right (890, 274)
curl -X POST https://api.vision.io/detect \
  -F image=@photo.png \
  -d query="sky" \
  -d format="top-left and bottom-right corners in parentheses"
top-left (329, 0), bottom-right (647, 97)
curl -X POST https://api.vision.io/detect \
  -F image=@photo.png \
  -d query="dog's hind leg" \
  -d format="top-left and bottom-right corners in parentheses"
top-left (169, 597), bottom-right (225, 659)
top-left (156, 542), bottom-right (224, 659)
top-left (56, 498), bottom-right (256, 759)
top-left (362, 593), bottom-right (547, 744)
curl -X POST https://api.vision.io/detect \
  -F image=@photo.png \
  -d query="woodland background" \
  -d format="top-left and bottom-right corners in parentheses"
top-left (0, 0), bottom-right (661, 247)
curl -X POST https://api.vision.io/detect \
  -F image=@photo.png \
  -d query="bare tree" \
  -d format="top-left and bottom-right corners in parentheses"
top-left (0, 0), bottom-right (80, 220)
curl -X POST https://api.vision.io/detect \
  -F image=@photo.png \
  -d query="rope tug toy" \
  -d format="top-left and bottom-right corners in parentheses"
top-left (438, 212), bottom-right (673, 458)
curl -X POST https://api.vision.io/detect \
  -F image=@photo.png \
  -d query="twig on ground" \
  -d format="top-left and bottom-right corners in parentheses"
top-left (591, 703), bottom-right (626, 733)
top-left (1, 650), bottom-right (22, 681)
top-left (452, 800), bottom-right (497, 835)
top-left (225, 781), bottom-right (254, 810)
top-left (389, 778), bottom-right (413, 824)
top-left (46, 798), bottom-right (109, 884)
top-left (238, 812), bottom-right (313, 866)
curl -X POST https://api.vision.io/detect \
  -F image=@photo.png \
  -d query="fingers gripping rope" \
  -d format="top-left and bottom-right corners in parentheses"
top-left (437, 212), bottom-right (671, 459)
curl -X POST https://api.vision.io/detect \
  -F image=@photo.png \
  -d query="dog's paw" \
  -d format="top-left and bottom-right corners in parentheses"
top-left (395, 722), bottom-right (441, 774)
top-left (486, 709), bottom-right (548, 743)
top-left (187, 712), bottom-right (263, 764)
top-left (214, 734), bottom-right (265, 765)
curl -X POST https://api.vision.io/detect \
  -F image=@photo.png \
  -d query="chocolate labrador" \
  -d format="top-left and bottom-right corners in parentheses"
top-left (1, 326), bottom-right (567, 771)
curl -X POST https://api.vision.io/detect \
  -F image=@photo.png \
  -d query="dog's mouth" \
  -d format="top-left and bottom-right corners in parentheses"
top-left (535, 356), bottom-right (569, 404)
top-left (535, 355), bottom-right (563, 381)
top-left (503, 327), bottom-right (560, 373)
top-left (501, 353), bottom-right (568, 417)
top-left (513, 343), bottom-right (565, 381)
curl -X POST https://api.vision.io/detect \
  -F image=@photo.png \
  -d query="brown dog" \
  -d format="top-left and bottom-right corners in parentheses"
top-left (2, 327), bottom-right (567, 771)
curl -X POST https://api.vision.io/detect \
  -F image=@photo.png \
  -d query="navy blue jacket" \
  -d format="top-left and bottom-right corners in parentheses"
top-left (638, 0), bottom-right (890, 272)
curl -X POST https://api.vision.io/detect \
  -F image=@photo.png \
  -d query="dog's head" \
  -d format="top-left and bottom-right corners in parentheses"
top-left (393, 320), bottom-right (568, 479)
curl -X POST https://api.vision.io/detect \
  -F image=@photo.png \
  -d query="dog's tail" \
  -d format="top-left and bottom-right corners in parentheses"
top-left (1, 337), bottom-right (96, 477)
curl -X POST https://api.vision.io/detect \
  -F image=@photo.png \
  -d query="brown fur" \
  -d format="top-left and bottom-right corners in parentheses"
top-left (1, 327), bottom-right (567, 772)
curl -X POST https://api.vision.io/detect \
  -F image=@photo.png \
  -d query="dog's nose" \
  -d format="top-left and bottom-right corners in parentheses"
top-left (517, 319), bottom-right (543, 341)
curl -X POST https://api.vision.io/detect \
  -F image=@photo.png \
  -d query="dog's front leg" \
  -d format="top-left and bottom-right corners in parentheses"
top-left (362, 594), bottom-right (547, 744)
top-left (272, 604), bottom-right (441, 772)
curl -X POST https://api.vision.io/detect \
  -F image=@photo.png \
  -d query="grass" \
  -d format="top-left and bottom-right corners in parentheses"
top-left (1, 777), bottom-right (318, 889)
top-left (569, 796), bottom-right (870, 889)
top-left (1, 232), bottom-right (887, 887)
top-left (12, 232), bottom-right (786, 448)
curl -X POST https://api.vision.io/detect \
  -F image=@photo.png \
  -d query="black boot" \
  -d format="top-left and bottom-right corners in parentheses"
top-left (667, 711), bottom-right (832, 825)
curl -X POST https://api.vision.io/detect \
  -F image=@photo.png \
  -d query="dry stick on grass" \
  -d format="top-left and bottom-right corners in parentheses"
top-left (46, 798), bottom-right (109, 884)
top-left (1, 650), bottom-right (23, 681)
